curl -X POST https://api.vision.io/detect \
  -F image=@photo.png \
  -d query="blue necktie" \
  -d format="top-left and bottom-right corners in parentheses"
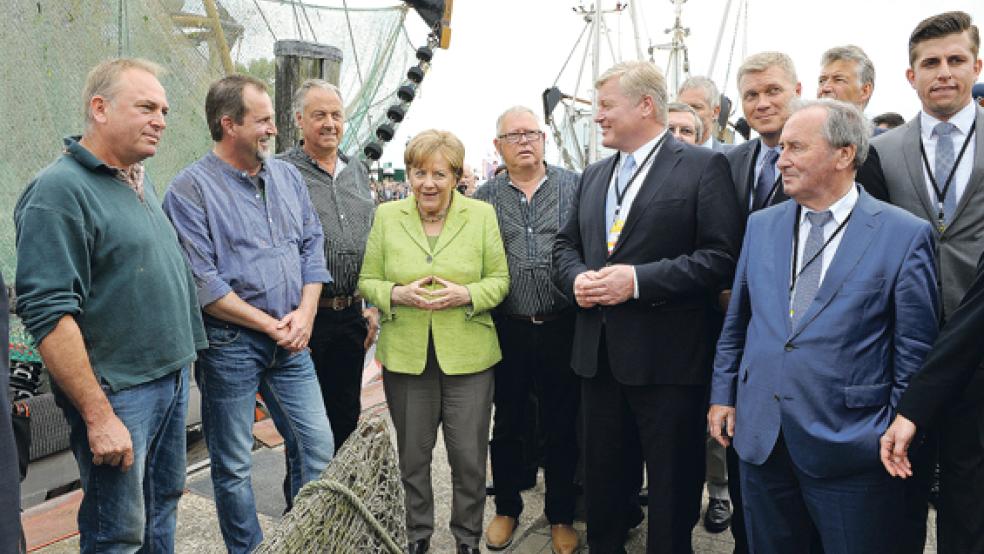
top-left (607, 153), bottom-right (637, 232)
top-left (753, 148), bottom-right (779, 210)
top-left (933, 122), bottom-right (958, 222)
top-left (791, 210), bottom-right (833, 327)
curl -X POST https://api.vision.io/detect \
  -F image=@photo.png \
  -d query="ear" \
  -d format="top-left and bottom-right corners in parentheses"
top-left (89, 95), bottom-right (109, 124)
top-left (493, 138), bottom-right (503, 157)
top-left (906, 67), bottom-right (917, 89)
top-left (712, 105), bottom-right (721, 119)
top-left (294, 111), bottom-right (303, 127)
top-left (836, 144), bottom-right (857, 171)
top-left (860, 83), bottom-right (874, 105)
top-left (221, 115), bottom-right (236, 138)
top-left (974, 57), bottom-right (983, 77)
top-left (794, 82), bottom-right (803, 97)
top-left (639, 94), bottom-right (656, 118)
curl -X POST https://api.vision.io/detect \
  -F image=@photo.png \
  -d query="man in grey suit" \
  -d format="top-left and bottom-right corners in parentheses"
top-left (678, 76), bottom-right (729, 152)
top-left (861, 10), bottom-right (983, 554)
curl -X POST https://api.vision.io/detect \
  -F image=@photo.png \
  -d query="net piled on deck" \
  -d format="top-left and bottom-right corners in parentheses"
top-left (255, 415), bottom-right (407, 554)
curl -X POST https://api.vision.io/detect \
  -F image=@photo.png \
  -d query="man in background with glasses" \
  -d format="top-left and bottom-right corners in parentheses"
top-left (474, 106), bottom-right (581, 554)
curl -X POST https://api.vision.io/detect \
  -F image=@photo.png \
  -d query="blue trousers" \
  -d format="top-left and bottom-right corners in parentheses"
top-left (196, 322), bottom-right (333, 553)
top-left (59, 368), bottom-right (188, 554)
top-left (740, 435), bottom-right (902, 554)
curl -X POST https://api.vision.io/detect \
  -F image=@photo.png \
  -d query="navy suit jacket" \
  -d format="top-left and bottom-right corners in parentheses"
top-left (554, 134), bottom-right (742, 385)
top-left (711, 189), bottom-right (940, 478)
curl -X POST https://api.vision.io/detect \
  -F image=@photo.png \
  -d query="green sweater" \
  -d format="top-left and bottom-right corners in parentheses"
top-left (15, 137), bottom-right (207, 392)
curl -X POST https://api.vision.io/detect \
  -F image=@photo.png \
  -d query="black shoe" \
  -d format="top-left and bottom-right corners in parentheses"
top-left (457, 544), bottom-right (479, 554)
top-left (406, 538), bottom-right (429, 554)
top-left (703, 498), bottom-right (732, 533)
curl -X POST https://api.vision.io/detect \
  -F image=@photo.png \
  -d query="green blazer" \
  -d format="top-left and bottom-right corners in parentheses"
top-left (358, 191), bottom-right (509, 375)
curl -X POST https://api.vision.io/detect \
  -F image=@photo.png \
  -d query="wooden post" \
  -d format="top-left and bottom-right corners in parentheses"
top-left (274, 40), bottom-right (343, 154)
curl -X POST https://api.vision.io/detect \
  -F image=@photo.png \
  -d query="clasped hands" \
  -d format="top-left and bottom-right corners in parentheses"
top-left (573, 264), bottom-right (635, 308)
top-left (267, 306), bottom-right (317, 353)
top-left (392, 275), bottom-right (471, 310)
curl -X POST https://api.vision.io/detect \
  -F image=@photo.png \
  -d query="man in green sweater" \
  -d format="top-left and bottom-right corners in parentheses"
top-left (14, 58), bottom-right (206, 553)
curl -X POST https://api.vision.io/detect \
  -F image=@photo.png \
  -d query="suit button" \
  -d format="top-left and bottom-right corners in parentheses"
top-left (784, 343), bottom-right (794, 352)
top-left (773, 394), bottom-right (781, 401)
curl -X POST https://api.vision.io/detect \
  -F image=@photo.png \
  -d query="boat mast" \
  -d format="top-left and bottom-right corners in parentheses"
top-left (589, 1), bottom-right (602, 164)
top-left (651, 0), bottom-right (690, 94)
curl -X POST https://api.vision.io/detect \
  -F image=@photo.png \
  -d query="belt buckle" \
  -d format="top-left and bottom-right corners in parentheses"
top-left (529, 315), bottom-right (545, 325)
top-left (331, 296), bottom-right (349, 311)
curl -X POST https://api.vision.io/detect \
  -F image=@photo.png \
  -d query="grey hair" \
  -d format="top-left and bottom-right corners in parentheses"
top-left (292, 78), bottom-right (344, 116)
top-left (667, 101), bottom-right (704, 141)
top-left (737, 52), bottom-right (798, 89)
top-left (83, 58), bottom-right (164, 127)
top-left (677, 75), bottom-right (720, 110)
top-left (495, 105), bottom-right (539, 136)
top-left (821, 45), bottom-right (876, 90)
top-left (790, 98), bottom-right (872, 169)
top-left (596, 60), bottom-right (669, 124)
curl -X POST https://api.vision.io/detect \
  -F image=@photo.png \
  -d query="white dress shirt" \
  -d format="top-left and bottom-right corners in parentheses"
top-left (919, 101), bottom-right (977, 207)
top-left (792, 184), bottom-right (859, 289)
top-left (608, 131), bottom-right (667, 298)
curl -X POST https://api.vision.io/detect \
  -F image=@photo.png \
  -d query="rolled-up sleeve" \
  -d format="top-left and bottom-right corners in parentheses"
top-left (162, 173), bottom-right (231, 308)
top-left (14, 194), bottom-right (89, 344)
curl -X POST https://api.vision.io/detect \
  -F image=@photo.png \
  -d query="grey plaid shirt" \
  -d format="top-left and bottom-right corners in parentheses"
top-left (277, 145), bottom-right (375, 297)
top-left (473, 164), bottom-right (579, 316)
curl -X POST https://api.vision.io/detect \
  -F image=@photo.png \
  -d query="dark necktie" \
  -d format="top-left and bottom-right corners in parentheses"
top-left (753, 148), bottom-right (779, 211)
top-left (791, 210), bottom-right (833, 327)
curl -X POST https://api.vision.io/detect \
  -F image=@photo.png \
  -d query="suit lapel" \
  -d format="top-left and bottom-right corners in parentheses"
top-left (772, 201), bottom-right (798, 336)
top-left (739, 140), bottom-right (761, 214)
top-left (947, 106), bottom-right (984, 232)
top-left (790, 191), bottom-right (880, 338)
top-left (610, 137), bottom-right (682, 256)
top-left (902, 119), bottom-right (937, 223)
top-left (398, 200), bottom-right (431, 254)
top-left (433, 192), bottom-right (468, 256)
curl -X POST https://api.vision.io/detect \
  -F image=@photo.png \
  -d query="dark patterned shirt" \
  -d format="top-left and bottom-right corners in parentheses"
top-left (277, 146), bottom-right (375, 297)
top-left (473, 164), bottom-right (579, 316)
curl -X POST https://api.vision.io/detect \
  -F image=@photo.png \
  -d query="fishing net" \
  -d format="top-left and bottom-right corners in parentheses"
top-left (2, 0), bottom-right (433, 353)
top-left (255, 414), bottom-right (407, 553)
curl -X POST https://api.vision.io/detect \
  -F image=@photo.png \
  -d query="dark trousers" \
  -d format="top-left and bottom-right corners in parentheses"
top-left (895, 430), bottom-right (937, 553)
top-left (938, 372), bottom-right (984, 554)
top-left (309, 305), bottom-right (368, 452)
top-left (582, 343), bottom-right (706, 554)
top-left (726, 446), bottom-right (749, 554)
top-left (490, 314), bottom-right (580, 524)
top-left (740, 435), bottom-right (902, 554)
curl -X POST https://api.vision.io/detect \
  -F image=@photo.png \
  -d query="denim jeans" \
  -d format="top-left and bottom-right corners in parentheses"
top-left (196, 321), bottom-right (334, 553)
top-left (57, 367), bottom-right (189, 554)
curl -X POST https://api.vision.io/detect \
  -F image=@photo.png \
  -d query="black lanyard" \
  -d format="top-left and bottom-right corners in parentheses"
top-left (789, 204), bottom-right (854, 294)
top-left (609, 134), bottom-right (667, 220)
top-left (919, 119), bottom-right (976, 231)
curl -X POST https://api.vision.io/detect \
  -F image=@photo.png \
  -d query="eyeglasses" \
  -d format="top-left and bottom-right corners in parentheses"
top-left (497, 130), bottom-right (544, 144)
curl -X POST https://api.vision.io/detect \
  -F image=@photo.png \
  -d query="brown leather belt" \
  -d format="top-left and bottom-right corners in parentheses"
top-left (318, 294), bottom-right (361, 311)
top-left (504, 313), bottom-right (565, 325)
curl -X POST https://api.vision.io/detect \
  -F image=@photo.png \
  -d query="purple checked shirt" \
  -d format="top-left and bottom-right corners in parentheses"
top-left (163, 151), bottom-right (332, 319)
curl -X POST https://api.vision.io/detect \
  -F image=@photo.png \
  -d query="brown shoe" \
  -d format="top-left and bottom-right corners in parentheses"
top-left (551, 524), bottom-right (579, 554)
top-left (485, 515), bottom-right (518, 550)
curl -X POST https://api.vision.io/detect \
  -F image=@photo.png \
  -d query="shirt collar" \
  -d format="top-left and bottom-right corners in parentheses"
top-left (621, 131), bottom-right (667, 169)
top-left (920, 100), bottom-right (977, 141)
top-left (206, 150), bottom-right (269, 181)
top-left (63, 135), bottom-right (120, 174)
top-left (799, 184), bottom-right (859, 226)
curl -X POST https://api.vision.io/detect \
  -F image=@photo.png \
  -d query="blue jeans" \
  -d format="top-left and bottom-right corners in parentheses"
top-left (197, 322), bottom-right (334, 553)
top-left (57, 367), bottom-right (189, 554)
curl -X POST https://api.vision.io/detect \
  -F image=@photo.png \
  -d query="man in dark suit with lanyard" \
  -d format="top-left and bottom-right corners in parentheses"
top-left (554, 60), bottom-right (742, 553)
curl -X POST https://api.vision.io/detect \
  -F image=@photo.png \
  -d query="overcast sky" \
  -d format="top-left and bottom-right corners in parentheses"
top-left (378, 0), bottom-right (984, 171)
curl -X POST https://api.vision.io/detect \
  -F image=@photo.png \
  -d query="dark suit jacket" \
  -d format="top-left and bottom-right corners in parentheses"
top-left (725, 138), bottom-right (788, 218)
top-left (553, 134), bottom-right (742, 386)
top-left (0, 272), bottom-right (23, 553)
top-left (899, 251), bottom-right (984, 436)
top-left (712, 190), bottom-right (940, 478)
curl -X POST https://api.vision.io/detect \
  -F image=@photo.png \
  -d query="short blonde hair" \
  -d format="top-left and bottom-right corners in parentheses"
top-left (736, 52), bottom-right (798, 90)
top-left (83, 58), bottom-right (163, 125)
top-left (404, 129), bottom-right (465, 180)
top-left (596, 61), bottom-right (669, 124)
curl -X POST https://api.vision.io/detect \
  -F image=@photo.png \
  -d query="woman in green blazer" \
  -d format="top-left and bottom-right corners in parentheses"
top-left (358, 130), bottom-right (509, 554)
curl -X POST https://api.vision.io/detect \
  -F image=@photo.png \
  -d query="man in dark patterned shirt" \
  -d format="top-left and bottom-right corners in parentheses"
top-left (277, 79), bottom-right (378, 454)
top-left (474, 106), bottom-right (581, 554)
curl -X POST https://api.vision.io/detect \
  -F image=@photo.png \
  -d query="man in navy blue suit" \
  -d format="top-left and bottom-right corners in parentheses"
top-left (708, 99), bottom-right (940, 554)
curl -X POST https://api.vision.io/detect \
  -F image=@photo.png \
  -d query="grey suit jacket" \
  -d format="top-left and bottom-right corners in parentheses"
top-left (870, 104), bottom-right (984, 316)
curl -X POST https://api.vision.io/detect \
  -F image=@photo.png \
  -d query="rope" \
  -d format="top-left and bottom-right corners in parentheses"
top-left (342, 0), bottom-right (367, 93)
top-left (295, 479), bottom-right (404, 554)
top-left (252, 0), bottom-right (278, 42)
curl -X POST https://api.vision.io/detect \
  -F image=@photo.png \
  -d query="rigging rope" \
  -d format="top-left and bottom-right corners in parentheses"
top-left (342, 0), bottom-right (367, 93)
